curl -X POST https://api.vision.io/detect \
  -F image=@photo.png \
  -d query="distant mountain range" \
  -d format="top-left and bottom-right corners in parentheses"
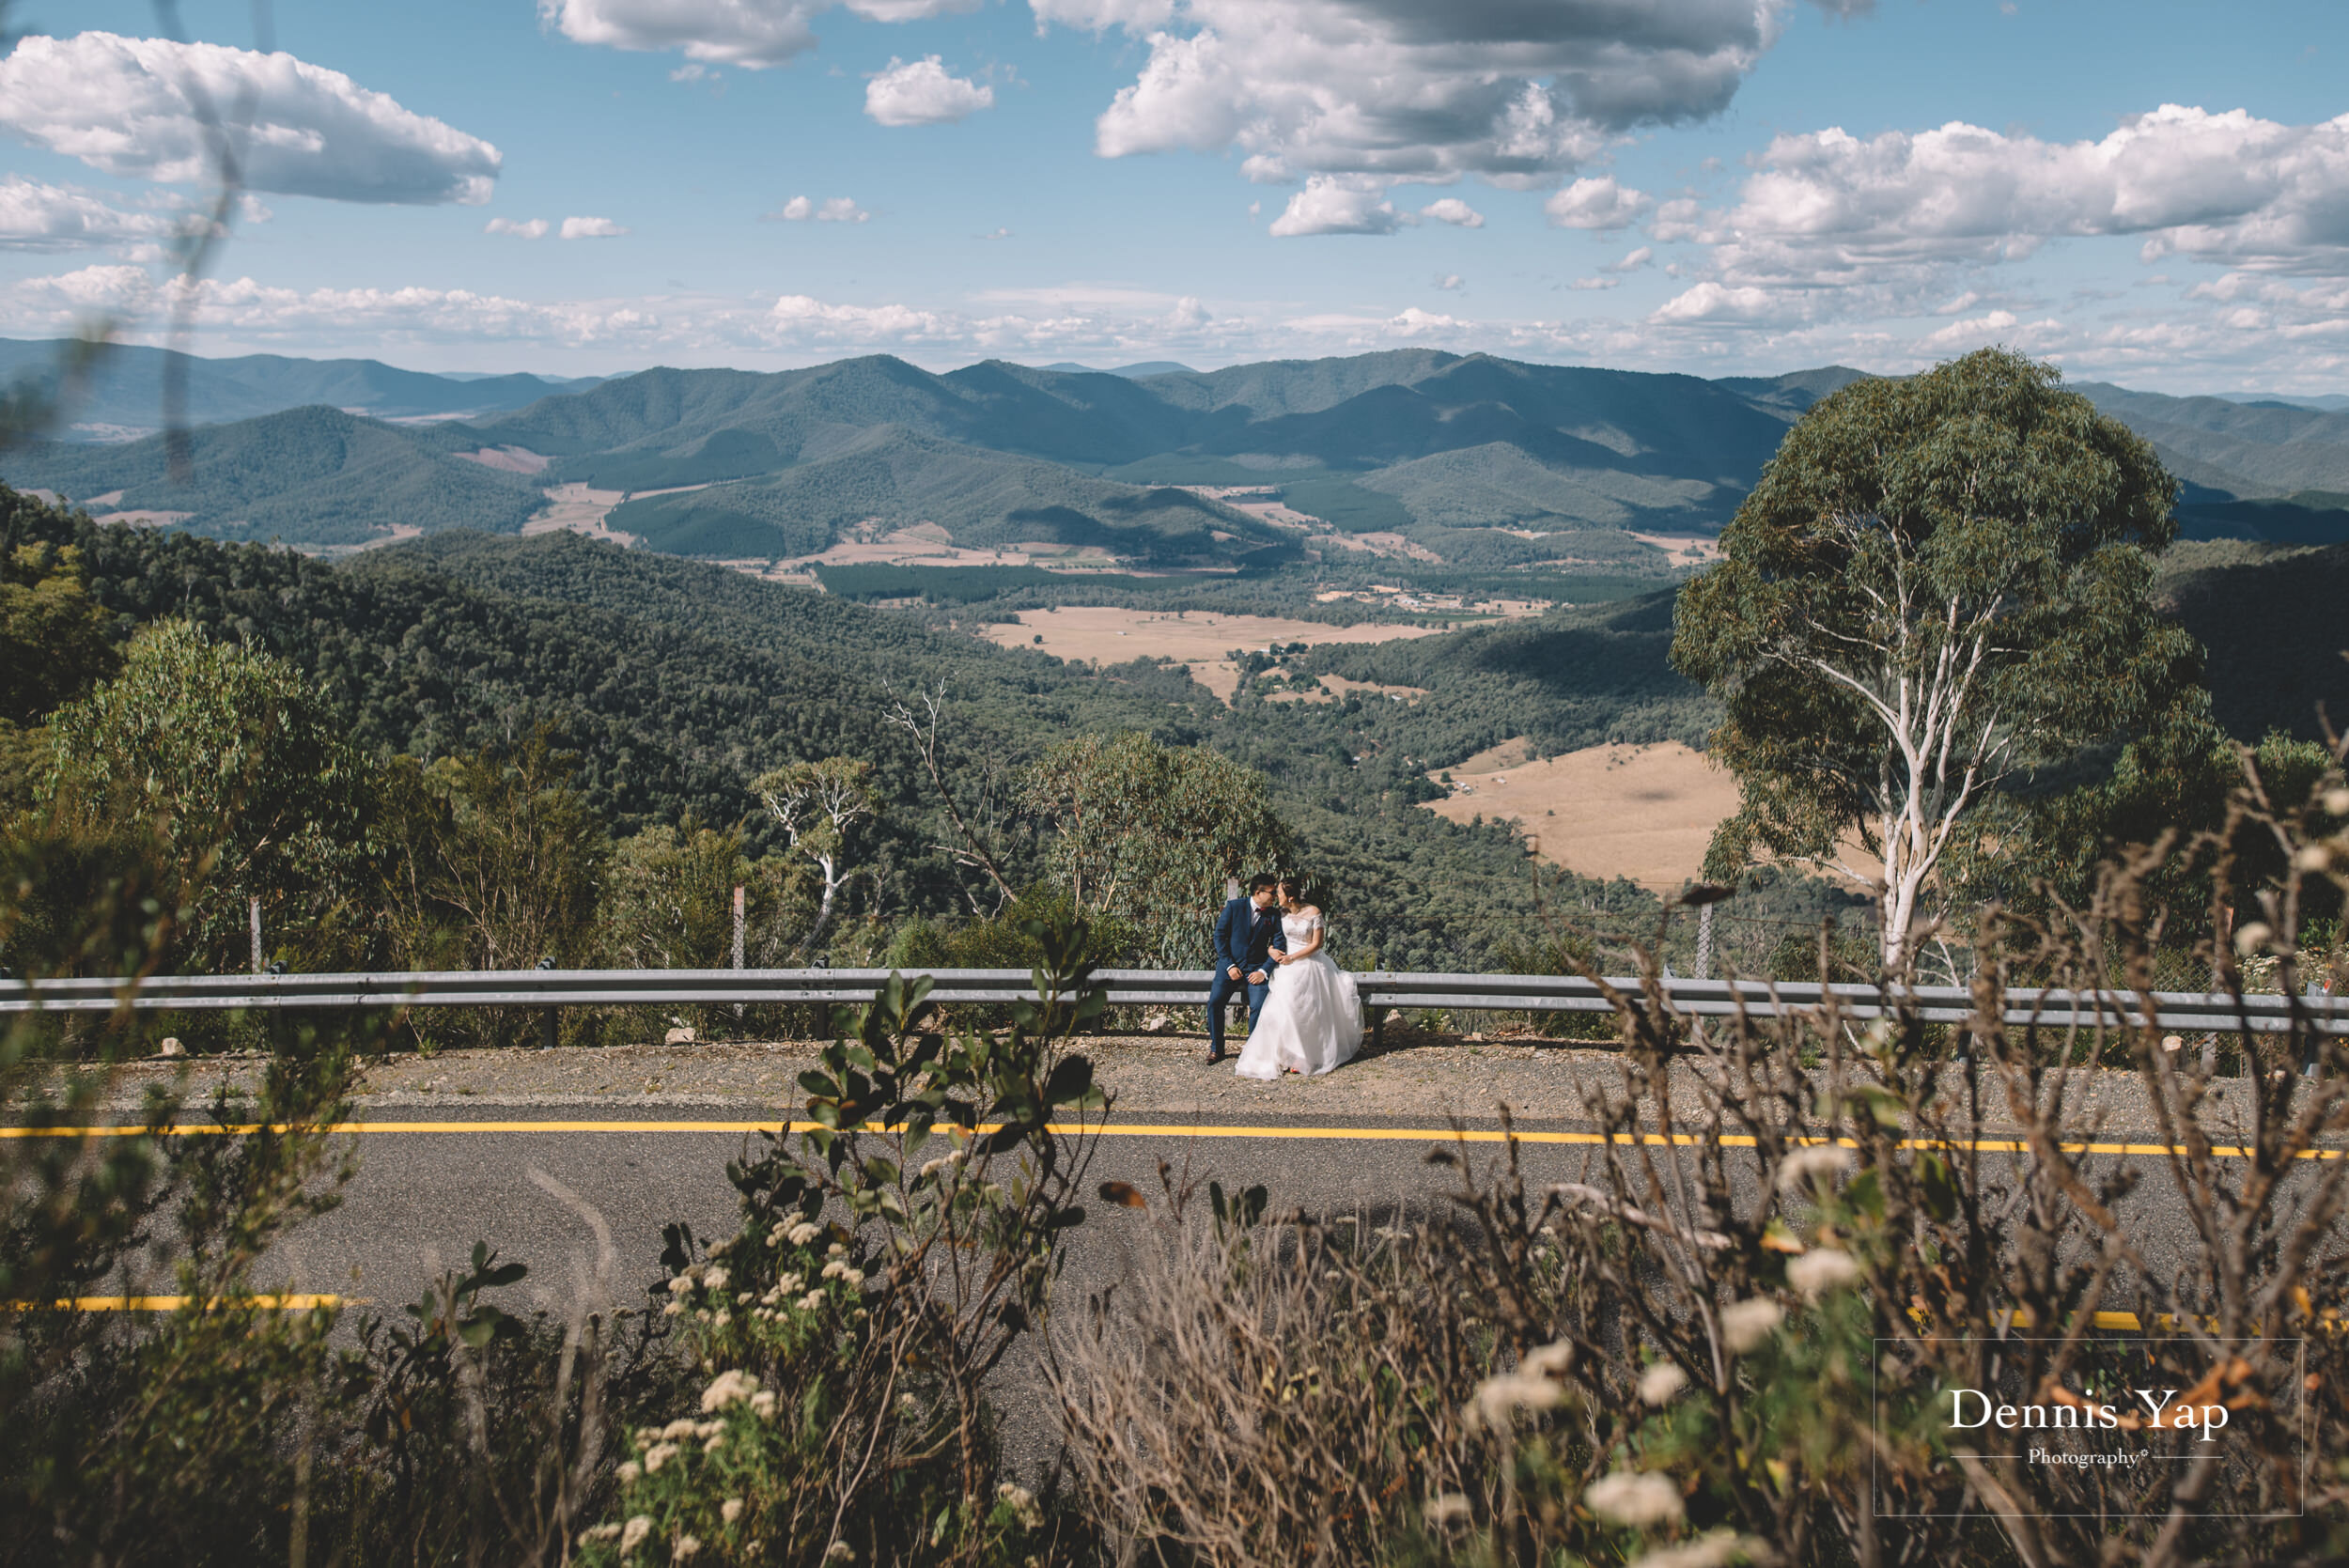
top-left (0, 337), bottom-right (603, 439)
top-left (2, 339), bottom-right (2343, 562)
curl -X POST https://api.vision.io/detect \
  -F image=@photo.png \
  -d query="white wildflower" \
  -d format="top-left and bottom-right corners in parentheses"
top-left (1627, 1530), bottom-right (1769, 1568)
top-left (2326, 786), bottom-right (2349, 817)
top-left (1786, 1248), bottom-right (1863, 1301)
top-left (800, 1290), bottom-right (827, 1311)
top-left (721, 1498), bottom-right (744, 1525)
top-left (642, 1442), bottom-right (680, 1474)
top-left (693, 1420), bottom-right (723, 1439)
top-left (615, 1460), bottom-right (642, 1484)
top-left (786, 1220), bottom-right (823, 1247)
top-left (1639, 1361), bottom-right (1688, 1406)
top-left (2235, 921), bottom-right (2274, 955)
top-left (661, 1418), bottom-right (699, 1440)
top-left (827, 1241), bottom-right (847, 1258)
top-left (662, 1300), bottom-right (685, 1317)
top-left (703, 1267), bottom-right (728, 1293)
top-left (736, 1291), bottom-right (753, 1305)
top-left (897, 1391), bottom-right (919, 1413)
top-left (823, 1542), bottom-right (856, 1563)
top-left (1520, 1339), bottom-right (1573, 1379)
top-left (620, 1515), bottom-right (653, 1554)
top-left (996, 1481), bottom-right (1044, 1530)
top-left (666, 1276), bottom-right (695, 1296)
top-left (749, 1389), bottom-right (777, 1417)
top-left (1467, 1372), bottom-right (1563, 1431)
top-left (702, 1370), bottom-right (760, 1413)
top-left (842, 1268), bottom-right (865, 1289)
top-left (1774, 1144), bottom-right (1853, 1194)
top-left (673, 1534), bottom-right (702, 1561)
top-left (582, 1522), bottom-right (623, 1543)
top-left (1423, 1492), bottom-right (1472, 1528)
top-left (711, 1310), bottom-right (732, 1327)
top-left (1585, 1470), bottom-right (1684, 1529)
top-left (776, 1272), bottom-right (803, 1294)
top-left (703, 1434), bottom-right (724, 1453)
top-left (1719, 1297), bottom-right (1783, 1354)
top-left (821, 1259), bottom-right (848, 1281)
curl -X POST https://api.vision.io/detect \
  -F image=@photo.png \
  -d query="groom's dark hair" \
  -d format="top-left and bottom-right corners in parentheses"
top-left (1247, 874), bottom-right (1278, 893)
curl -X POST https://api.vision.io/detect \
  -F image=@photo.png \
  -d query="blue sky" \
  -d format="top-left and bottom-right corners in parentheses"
top-left (0, 0), bottom-right (2343, 390)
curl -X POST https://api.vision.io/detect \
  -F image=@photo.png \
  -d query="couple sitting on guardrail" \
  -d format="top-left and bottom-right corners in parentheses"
top-left (1206, 875), bottom-right (1362, 1078)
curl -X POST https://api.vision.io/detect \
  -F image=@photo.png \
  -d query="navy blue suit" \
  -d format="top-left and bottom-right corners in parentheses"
top-left (1206, 896), bottom-right (1284, 1059)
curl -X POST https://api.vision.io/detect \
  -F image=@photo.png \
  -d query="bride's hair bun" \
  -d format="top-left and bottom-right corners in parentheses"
top-left (1276, 875), bottom-right (1311, 906)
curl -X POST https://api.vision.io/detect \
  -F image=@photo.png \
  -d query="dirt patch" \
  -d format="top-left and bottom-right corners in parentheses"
top-left (975, 607), bottom-right (1442, 705)
top-left (30, 1031), bottom-right (2205, 1136)
top-left (777, 527), bottom-right (1119, 573)
top-left (1423, 741), bottom-right (1740, 891)
top-left (1323, 531), bottom-right (1441, 563)
top-left (455, 445), bottom-right (552, 475)
top-left (524, 483), bottom-right (641, 547)
top-left (1629, 532), bottom-right (1722, 568)
top-left (1268, 675), bottom-right (1430, 706)
top-left (93, 509), bottom-right (192, 528)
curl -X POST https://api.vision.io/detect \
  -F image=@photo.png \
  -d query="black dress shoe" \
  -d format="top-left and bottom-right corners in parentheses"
top-left (1206, 1049), bottom-right (1225, 1065)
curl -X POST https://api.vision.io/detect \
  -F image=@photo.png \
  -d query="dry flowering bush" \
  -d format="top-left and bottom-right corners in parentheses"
top-left (577, 920), bottom-right (1110, 1567)
top-left (1059, 742), bottom-right (2349, 1567)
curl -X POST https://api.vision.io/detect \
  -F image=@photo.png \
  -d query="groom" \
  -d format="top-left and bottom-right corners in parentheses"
top-left (1206, 875), bottom-right (1285, 1064)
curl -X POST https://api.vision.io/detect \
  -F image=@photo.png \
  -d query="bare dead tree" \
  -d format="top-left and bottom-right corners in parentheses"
top-left (883, 678), bottom-right (1017, 913)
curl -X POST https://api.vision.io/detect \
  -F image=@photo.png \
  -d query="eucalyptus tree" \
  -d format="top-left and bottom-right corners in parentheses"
top-left (754, 756), bottom-right (879, 961)
top-left (1671, 349), bottom-right (2196, 970)
top-left (1020, 731), bottom-right (1292, 967)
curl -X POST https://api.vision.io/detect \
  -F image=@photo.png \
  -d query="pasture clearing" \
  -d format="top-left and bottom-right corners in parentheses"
top-left (1422, 740), bottom-right (1739, 892)
top-left (975, 607), bottom-right (1444, 704)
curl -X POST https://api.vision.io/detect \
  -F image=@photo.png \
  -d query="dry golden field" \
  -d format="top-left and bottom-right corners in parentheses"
top-left (1421, 740), bottom-right (1740, 891)
top-left (974, 606), bottom-right (1444, 703)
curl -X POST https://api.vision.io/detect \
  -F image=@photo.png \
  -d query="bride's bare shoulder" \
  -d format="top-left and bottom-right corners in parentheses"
top-left (1300, 904), bottom-right (1323, 918)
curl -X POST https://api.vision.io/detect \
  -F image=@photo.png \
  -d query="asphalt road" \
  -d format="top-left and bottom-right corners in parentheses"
top-left (251, 1102), bottom-right (2340, 1325)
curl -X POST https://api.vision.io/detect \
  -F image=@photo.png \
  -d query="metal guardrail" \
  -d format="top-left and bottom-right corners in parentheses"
top-left (0, 968), bottom-right (2341, 1036)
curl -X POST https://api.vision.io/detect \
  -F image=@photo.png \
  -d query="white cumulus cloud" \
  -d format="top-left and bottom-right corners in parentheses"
top-left (1062, 0), bottom-right (1791, 187)
top-left (1721, 105), bottom-right (2349, 274)
top-left (0, 32), bottom-right (500, 205)
top-left (0, 175), bottom-right (177, 252)
top-left (485, 216), bottom-right (551, 239)
top-left (1269, 175), bottom-right (1399, 237)
top-left (560, 215), bottom-right (630, 238)
top-left (1420, 197), bottom-right (1485, 228)
top-left (864, 56), bottom-right (994, 127)
top-left (538, 0), bottom-right (976, 70)
top-left (1546, 177), bottom-right (1649, 229)
top-left (770, 194), bottom-right (870, 222)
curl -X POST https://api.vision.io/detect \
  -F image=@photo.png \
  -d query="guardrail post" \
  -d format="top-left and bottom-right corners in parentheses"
top-left (250, 897), bottom-right (262, 976)
top-left (537, 955), bottom-right (557, 1048)
top-left (1695, 903), bottom-right (1714, 982)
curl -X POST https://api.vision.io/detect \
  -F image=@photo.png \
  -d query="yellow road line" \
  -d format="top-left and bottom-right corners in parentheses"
top-left (2, 1294), bottom-right (344, 1312)
top-left (1, 1119), bottom-right (2341, 1161)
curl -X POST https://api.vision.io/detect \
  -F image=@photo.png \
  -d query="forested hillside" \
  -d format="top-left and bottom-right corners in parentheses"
top-left (605, 427), bottom-right (1276, 562)
top-left (6, 407), bottom-right (541, 544)
top-left (6, 488), bottom-right (1663, 970)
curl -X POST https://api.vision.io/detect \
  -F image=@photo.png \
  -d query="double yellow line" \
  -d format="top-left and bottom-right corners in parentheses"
top-left (0, 1118), bottom-right (2337, 1161)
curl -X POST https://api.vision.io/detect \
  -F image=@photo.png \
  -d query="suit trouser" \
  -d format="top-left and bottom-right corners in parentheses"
top-left (1206, 970), bottom-right (1270, 1055)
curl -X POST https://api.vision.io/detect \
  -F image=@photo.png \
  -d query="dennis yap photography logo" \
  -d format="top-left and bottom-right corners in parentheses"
top-left (1874, 1337), bottom-right (2306, 1517)
top-left (1947, 1381), bottom-right (2231, 1467)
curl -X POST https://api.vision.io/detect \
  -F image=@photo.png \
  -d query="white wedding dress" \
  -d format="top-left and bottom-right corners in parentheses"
top-left (1234, 909), bottom-right (1363, 1079)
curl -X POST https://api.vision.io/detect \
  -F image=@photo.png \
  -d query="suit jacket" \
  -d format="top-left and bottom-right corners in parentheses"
top-left (1212, 897), bottom-right (1283, 973)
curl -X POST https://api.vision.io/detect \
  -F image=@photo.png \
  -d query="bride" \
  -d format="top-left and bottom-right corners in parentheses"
top-left (1233, 877), bottom-right (1362, 1079)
